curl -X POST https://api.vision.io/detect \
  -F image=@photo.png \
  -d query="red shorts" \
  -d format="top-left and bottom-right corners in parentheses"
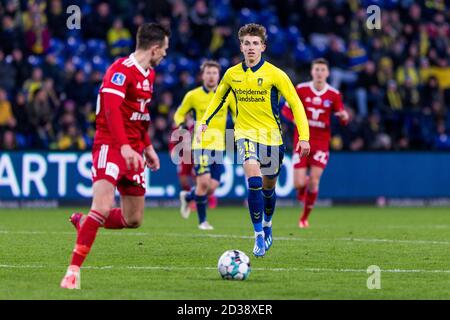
top-left (91, 144), bottom-right (146, 196)
top-left (177, 161), bottom-right (194, 177)
top-left (293, 146), bottom-right (329, 169)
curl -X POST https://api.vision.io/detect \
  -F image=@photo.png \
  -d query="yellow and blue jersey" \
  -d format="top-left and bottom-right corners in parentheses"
top-left (174, 85), bottom-right (235, 151)
top-left (200, 59), bottom-right (309, 146)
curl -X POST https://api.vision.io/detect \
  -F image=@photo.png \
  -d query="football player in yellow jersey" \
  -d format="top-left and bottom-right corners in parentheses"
top-left (173, 60), bottom-right (235, 230)
top-left (198, 24), bottom-right (310, 257)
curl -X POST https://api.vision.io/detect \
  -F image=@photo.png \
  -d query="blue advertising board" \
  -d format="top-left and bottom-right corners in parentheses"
top-left (0, 152), bottom-right (449, 204)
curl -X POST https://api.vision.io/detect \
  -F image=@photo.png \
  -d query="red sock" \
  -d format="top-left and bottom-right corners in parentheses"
top-left (296, 186), bottom-right (306, 202)
top-left (300, 190), bottom-right (318, 221)
top-left (104, 208), bottom-right (128, 229)
top-left (70, 210), bottom-right (105, 267)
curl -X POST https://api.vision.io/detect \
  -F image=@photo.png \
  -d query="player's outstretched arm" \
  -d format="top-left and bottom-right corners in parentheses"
top-left (173, 92), bottom-right (193, 128)
top-left (280, 103), bottom-right (294, 123)
top-left (198, 74), bottom-right (232, 143)
top-left (334, 110), bottom-right (350, 125)
top-left (276, 70), bottom-right (310, 157)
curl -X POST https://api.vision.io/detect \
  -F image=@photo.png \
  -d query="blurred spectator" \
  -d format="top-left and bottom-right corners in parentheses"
top-left (0, 88), bottom-right (16, 129)
top-left (46, 0), bottom-right (67, 39)
top-left (421, 76), bottom-right (443, 109)
top-left (11, 49), bottom-right (32, 89)
top-left (66, 70), bottom-right (91, 106)
top-left (401, 78), bottom-right (421, 111)
top-left (189, 0), bottom-right (216, 52)
top-left (55, 124), bottom-right (87, 151)
top-left (83, 2), bottom-right (113, 40)
top-left (0, 50), bottom-right (17, 92)
top-left (355, 60), bottom-right (382, 117)
top-left (385, 80), bottom-right (403, 112)
top-left (1, 14), bottom-right (24, 55)
top-left (396, 57), bottom-right (420, 87)
top-left (27, 87), bottom-right (53, 147)
top-left (11, 92), bottom-right (31, 146)
top-left (433, 121), bottom-right (450, 150)
top-left (25, 13), bottom-right (50, 55)
top-left (22, 67), bottom-right (43, 101)
top-left (107, 18), bottom-right (132, 57)
top-left (2, 130), bottom-right (17, 150)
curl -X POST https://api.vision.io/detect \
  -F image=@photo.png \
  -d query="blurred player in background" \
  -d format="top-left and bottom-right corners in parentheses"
top-left (169, 115), bottom-right (195, 196)
top-left (198, 24), bottom-right (310, 257)
top-left (60, 23), bottom-right (170, 289)
top-left (282, 58), bottom-right (349, 228)
top-left (174, 60), bottom-right (235, 230)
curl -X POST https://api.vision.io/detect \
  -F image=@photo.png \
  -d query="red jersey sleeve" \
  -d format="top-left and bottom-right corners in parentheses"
top-left (101, 64), bottom-right (129, 98)
top-left (142, 128), bottom-right (152, 148)
top-left (101, 64), bottom-right (131, 147)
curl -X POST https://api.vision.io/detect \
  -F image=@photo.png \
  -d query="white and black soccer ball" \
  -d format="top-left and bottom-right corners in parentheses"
top-left (217, 250), bottom-right (251, 280)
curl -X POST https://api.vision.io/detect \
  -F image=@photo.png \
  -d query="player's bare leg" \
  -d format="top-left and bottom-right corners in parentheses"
top-left (244, 161), bottom-right (265, 257)
top-left (195, 173), bottom-right (214, 230)
top-left (70, 195), bottom-right (143, 231)
top-left (179, 175), bottom-right (192, 192)
top-left (299, 166), bottom-right (323, 228)
top-left (262, 176), bottom-right (277, 251)
top-left (294, 168), bottom-right (308, 203)
top-left (120, 195), bottom-right (145, 228)
top-left (61, 180), bottom-right (115, 289)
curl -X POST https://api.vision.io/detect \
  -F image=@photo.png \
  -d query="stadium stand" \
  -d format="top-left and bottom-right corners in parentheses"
top-left (0, 0), bottom-right (449, 151)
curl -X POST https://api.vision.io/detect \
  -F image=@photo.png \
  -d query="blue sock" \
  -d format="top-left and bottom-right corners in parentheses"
top-left (262, 188), bottom-right (276, 224)
top-left (185, 187), bottom-right (196, 202)
top-left (195, 194), bottom-right (207, 224)
top-left (247, 176), bottom-right (263, 232)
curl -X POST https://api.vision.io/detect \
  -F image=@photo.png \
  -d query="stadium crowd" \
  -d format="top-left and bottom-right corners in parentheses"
top-left (0, 0), bottom-right (449, 152)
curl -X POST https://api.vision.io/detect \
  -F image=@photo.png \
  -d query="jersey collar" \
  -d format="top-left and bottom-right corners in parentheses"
top-left (309, 81), bottom-right (329, 96)
top-left (130, 53), bottom-right (150, 77)
top-left (242, 58), bottom-right (265, 73)
top-left (202, 85), bottom-right (217, 94)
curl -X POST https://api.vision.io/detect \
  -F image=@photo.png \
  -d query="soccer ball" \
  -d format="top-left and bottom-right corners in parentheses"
top-left (217, 250), bottom-right (251, 280)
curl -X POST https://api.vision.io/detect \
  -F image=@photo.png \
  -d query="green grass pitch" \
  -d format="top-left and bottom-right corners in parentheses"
top-left (0, 206), bottom-right (449, 299)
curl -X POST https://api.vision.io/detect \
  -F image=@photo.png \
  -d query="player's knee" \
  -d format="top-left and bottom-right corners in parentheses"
top-left (125, 216), bottom-right (143, 228)
top-left (197, 180), bottom-right (210, 193)
top-left (294, 180), bottom-right (307, 189)
top-left (309, 178), bottom-right (321, 191)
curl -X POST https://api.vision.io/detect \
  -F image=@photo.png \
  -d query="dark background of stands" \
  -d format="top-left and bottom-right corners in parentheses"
top-left (1, 0), bottom-right (450, 153)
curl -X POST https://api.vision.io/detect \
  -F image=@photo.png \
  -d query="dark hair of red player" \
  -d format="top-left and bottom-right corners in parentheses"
top-left (311, 58), bottom-right (329, 68)
top-left (136, 23), bottom-right (171, 50)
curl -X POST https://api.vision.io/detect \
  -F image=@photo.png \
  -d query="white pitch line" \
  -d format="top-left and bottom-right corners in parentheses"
top-left (0, 264), bottom-right (450, 274)
top-left (336, 237), bottom-right (450, 245)
top-left (1, 230), bottom-right (450, 245)
top-left (165, 233), bottom-right (450, 245)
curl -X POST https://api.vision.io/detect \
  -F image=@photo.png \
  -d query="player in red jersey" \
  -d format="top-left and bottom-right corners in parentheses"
top-left (60, 23), bottom-right (170, 289)
top-left (169, 119), bottom-right (195, 192)
top-left (281, 58), bottom-right (349, 228)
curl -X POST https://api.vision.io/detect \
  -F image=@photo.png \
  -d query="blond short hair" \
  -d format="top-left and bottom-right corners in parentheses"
top-left (238, 23), bottom-right (267, 44)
